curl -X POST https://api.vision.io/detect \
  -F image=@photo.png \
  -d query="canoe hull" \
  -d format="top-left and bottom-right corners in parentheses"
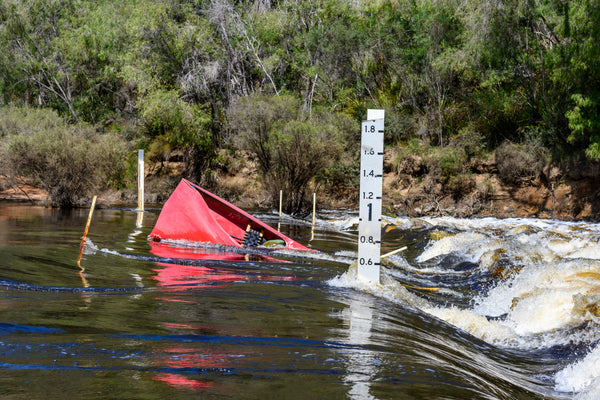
top-left (149, 179), bottom-right (309, 251)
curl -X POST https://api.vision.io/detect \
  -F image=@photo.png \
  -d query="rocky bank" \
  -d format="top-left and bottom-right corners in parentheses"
top-left (2, 151), bottom-right (600, 222)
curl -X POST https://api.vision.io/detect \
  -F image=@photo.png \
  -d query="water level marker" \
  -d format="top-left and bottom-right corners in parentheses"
top-left (137, 149), bottom-right (144, 212)
top-left (357, 109), bottom-right (384, 284)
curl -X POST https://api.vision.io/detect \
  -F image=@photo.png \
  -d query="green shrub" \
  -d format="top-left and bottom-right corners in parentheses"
top-left (0, 106), bottom-right (65, 138)
top-left (385, 110), bottom-right (417, 145)
top-left (495, 141), bottom-right (548, 185)
top-left (228, 94), bottom-right (357, 213)
top-left (392, 138), bottom-right (430, 176)
top-left (0, 106), bottom-right (129, 207)
top-left (139, 89), bottom-right (215, 183)
top-left (437, 146), bottom-right (467, 178)
top-left (477, 175), bottom-right (496, 201)
top-left (452, 126), bottom-right (486, 159)
top-left (317, 160), bottom-right (360, 196)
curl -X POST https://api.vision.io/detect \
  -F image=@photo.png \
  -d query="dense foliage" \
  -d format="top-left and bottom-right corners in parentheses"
top-left (0, 107), bottom-right (129, 207)
top-left (228, 94), bottom-right (356, 212)
top-left (1, 0), bottom-right (599, 207)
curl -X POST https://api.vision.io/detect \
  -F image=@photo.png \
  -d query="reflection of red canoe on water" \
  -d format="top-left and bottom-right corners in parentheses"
top-left (152, 264), bottom-right (246, 288)
top-left (149, 179), bottom-right (310, 251)
top-left (152, 263), bottom-right (294, 289)
top-left (152, 345), bottom-right (227, 389)
top-left (149, 242), bottom-right (295, 290)
top-left (149, 240), bottom-right (273, 262)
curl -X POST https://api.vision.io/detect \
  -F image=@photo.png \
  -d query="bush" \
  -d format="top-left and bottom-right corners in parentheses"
top-left (452, 126), bottom-right (486, 159)
top-left (392, 138), bottom-right (429, 176)
top-left (495, 141), bottom-right (548, 186)
top-left (438, 146), bottom-right (466, 178)
top-left (228, 94), bottom-right (356, 213)
top-left (139, 89), bottom-right (215, 184)
top-left (0, 106), bottom-right (129, 207)
top-left (316, 161), bottom-right (360, 198)
top-left (446, 173), bottom-right (475, 200)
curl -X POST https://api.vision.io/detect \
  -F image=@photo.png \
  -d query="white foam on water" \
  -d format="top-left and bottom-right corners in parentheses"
top-left (555, 344), bottom-right (600, 395)
top-left (328, 265), bottom-right (432, 311)
top-left (475, 259), bottom-right (600, 319)
top-left (329, 268), bottom-right (527, 347)
top-left (81, 238), bottom-right (98, 254)
top-left (507, 288), bottom-right (580, 336)
top-left (566, 242), bottom-right (600, 260)
top-left (405, 215), bottom-right (600, 234)
top-left (416, 231), bottom-right (498, 263)
top-left (423, 305), bottom-right (516, 344)
top-left (333, 253), bottom-right (600, 349)
top-left (329, 216), bottom-right (360, 231)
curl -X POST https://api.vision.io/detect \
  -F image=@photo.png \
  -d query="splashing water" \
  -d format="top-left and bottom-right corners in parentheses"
top-left (329, 215), bottom-right (600, 397)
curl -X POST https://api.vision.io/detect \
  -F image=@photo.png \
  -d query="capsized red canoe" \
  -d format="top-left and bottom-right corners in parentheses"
top-left (149, 179), bottom-right (310, 251)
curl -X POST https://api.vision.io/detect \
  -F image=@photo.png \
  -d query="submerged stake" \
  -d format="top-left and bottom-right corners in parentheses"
top-left (80, 195), bottom-right (97, 250)
top-left (77, 196), bottom-right (96, 288)
top-left (279, 190), bottom-right (283, 217)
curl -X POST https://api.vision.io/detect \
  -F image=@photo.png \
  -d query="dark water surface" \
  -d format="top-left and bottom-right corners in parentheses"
top-left (0, 202), bottom-right (597, 399)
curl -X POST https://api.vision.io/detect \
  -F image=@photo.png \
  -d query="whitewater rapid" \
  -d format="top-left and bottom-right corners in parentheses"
top-left (328, 215), bottom-right (600, 398)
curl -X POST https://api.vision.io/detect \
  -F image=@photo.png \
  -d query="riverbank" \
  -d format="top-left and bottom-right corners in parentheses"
top-left (2, 152), bottom-right (600, 221)
top-left (385, 172), bottom-right (600, 221)
top-left (213, 150), bottom-right (600, 221)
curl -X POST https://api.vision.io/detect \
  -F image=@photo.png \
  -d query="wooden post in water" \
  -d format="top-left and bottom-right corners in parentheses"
top-left (77, 195), bottom-right (96, 288)
top-left (279, 190), bottom-right (283, 217)
top-left (381, 246), bottom-right (407, 259)
top-left (311, 192), bottom-right (316, 241)
top-left (137, 149), bottom-right (144, 212)
top-left (136, 210), bottom-right (143, 228)
top-left (277, 190), bottom-right (283, 232)
top-left (79, 195), bottom-right (97, 254)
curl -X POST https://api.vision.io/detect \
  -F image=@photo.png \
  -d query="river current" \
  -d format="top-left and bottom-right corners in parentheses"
top-left (0, 202), bottom-right (598, 399)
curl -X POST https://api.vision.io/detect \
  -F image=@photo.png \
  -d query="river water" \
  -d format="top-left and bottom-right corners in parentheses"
top-left (0, 202), bottom-right (599, 399)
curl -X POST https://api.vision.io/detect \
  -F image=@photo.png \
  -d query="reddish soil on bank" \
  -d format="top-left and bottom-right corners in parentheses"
top-left (3, 155), bottom-right (600, 221)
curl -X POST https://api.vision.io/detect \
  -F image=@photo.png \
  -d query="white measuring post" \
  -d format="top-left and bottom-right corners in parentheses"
top-left (357, 109), bottom-right (384, 284)
top-left (137, 149), bottom-right (144, 212)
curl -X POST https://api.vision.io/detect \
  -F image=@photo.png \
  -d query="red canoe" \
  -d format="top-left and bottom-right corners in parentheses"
top-left (149, 179), bottom-right (310, 251)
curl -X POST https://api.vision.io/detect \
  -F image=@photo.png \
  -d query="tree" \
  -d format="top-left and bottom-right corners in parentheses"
top-left (560, 0), bottom-right (600, 159)
top-left (228, 94), bottom-right (355, 213)
top-left (138, 89), bottom-right (214, 184)
top-left (1, 0), bottom-right (80, 120)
